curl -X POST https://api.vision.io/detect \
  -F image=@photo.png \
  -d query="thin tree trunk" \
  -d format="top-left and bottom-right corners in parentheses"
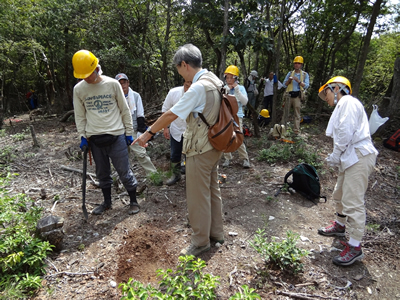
top-left (352, 0), bottom-right (385, 97)
top-left (219, 0), bottom-right (229, 79)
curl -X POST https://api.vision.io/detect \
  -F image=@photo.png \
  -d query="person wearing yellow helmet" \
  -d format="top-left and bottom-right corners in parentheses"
top-left (221, 65), bottom-right (250, 168)
top-left (317, 76), bottom-right (378, 266)
top-left (72, 50), bottom-right (140, 216)
top-left (281, 56), bottom-right (310, 133)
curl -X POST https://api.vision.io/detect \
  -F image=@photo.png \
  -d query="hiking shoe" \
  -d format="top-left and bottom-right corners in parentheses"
top-left (210, 236), bottom-right (224, 244)
top-left (180, 243), bottom-right (211, 257)
top-left (318, 221), bottom-right (345, 237)
top-left (92, 203), bottom-right (111, 215)
top-left (333, 241), bottom-right (364, 266)
top-left (129, 202), bottom-right (140, 215)
top-left (243, 159), bottom-right (250, 168)
top-left (222, 159), bottom-right (230, 167)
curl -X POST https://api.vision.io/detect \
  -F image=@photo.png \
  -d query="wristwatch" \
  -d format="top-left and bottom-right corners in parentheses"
top-left (146, 126), bottom-right (156, 136)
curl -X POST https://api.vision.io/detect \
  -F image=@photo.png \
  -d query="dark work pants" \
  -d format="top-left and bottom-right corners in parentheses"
top-left (90, 134), bottom-right (137, 192)
top-left (263, 95), bottom-right (273, 112)
top-left (170, 134), bottom-right (184, 163)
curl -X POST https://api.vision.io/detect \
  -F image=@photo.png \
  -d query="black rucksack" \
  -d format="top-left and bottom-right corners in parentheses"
top-left (276, 163), bottom-right (326, 203)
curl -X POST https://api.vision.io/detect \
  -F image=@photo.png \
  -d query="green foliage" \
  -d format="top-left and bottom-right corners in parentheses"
top-left (0, 174), bottom-right (53, 296)
top-left (147, 170), bottom-right (164, 186)
top-left (250, 229), bottom-right (309, 274)
top-left (11, 128), bottom-right (29, 142)
top-left (119, 255), bottom-right (261, 299)
top-left (230, 285), bottom-right (261, 300)
top-left (257, 138), bottom-right (322, 170)
top-left (119, 255), bottom-right (220, 299)
top-left (366, 223), bottom-right (380, 232)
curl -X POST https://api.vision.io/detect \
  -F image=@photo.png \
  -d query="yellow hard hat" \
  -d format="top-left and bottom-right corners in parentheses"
top-left (72, 50), bottom-right (99, 79)
top-left (293, 56), bottom-right (304, 64)
top-left (260, 109), bottom-right (270, 118)
top-left (224, 65), bottom-right (239, 77)
top-left (318, 76), bottom-right (352, 100)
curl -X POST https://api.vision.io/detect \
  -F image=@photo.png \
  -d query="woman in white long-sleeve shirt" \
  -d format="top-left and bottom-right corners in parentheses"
top-left (221, 65), bottom-right (250, 169)
top-left (317, 76), bottom-right (378, 266)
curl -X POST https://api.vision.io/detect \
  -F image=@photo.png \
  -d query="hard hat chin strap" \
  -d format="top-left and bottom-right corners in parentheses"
top-left (328, 83), bottom-right (347, 105)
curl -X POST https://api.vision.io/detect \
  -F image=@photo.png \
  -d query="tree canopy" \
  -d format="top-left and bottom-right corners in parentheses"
top-left (0, 0), bottom-right (399, 117)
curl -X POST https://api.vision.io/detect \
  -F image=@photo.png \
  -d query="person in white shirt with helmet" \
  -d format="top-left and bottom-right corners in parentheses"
top-left (317, 76), bottom-right (378, 266)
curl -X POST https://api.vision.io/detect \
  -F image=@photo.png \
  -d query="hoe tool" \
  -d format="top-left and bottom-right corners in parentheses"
top-left (82, 146), bottom-right (89, 220)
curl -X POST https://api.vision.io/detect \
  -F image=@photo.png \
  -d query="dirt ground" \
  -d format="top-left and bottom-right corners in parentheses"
top-left (2, 113), bottom-right (399, 300)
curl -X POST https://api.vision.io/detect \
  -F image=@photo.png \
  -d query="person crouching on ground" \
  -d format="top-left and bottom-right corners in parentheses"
top-left (72, 50), bottom-right (140, 216)
top-left (317, 76), bottom-right (378, 266)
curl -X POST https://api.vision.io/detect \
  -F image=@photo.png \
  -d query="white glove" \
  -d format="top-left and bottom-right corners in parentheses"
top-left (325, 148), bottom-right (341, 167)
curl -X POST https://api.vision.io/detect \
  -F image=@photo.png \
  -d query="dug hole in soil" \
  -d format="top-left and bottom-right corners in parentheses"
top-left (2, 114), bottom-right (399, 300)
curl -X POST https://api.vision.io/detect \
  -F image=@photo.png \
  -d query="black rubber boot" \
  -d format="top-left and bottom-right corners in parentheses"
top-left (92, 187), bottom-right (112, 215)
top-left (166, 162), bottom-right (181, 186)
top-left (128, 189), bottom-right (140, 215)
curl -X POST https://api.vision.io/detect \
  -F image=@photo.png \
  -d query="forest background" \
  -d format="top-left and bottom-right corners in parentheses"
top-left (1, 0), bottom-right (400, 126)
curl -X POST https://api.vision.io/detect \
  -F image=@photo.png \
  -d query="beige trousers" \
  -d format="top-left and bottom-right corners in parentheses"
top-left (186, 148), bottom-right (224, 247)
top-left (224, 118), bottom-right (249, 161)
top-left (333, 150), bottom-right (377, 241)
top-left (129, 143), bottom-right (157, 175)
top-left (282, 95), bottom-right (301, 132)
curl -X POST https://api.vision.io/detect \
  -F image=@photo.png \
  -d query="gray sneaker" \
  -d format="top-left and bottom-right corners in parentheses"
top-left (243, 159), bottom-right (250, 168)
top-left (333, 241), bottom-right (364, 266)
top-left (318, 221), bottom-right (345, 237)
top-left (180, 243), bottom-right (211, 257)
top-left (222, 159), bottom-right (230, 167)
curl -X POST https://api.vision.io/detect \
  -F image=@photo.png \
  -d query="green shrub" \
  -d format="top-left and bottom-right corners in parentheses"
top-left (257, 137), bottom-right (322, 170)
top-left (147, 170), bottom-right (164, 186)
top-left (119, 255), bottom-right (261, 299)
top-left (250, 229), bottom-right (309, 274)
top-left (0, 174), bottom-right (53, 297)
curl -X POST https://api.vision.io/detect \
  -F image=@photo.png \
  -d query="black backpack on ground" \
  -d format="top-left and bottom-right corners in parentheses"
top-left (276, 163), bottom-right (327, 203)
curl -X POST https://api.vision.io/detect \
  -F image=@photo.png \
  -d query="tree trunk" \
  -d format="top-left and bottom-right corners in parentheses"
top-left (383, 57), bottom-right (400, 121)
top-left (352, 0), bottom-right (385, 97)
top-left (272, 0), bottom-right (286, 126)
top-left (219, 0), bottom-right (229, 79)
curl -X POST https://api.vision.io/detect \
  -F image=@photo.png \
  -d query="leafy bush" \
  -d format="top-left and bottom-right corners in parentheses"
top-left (0, 174), bottom-right (53, 297)
top-left (257, 137), bottom-right (322, 170)
top-left (250, 229), bottom-right (309, 274)
top-left (147, 170), bottom-right (164, 186)
top-left (119, 255), bottom-right (261, 299)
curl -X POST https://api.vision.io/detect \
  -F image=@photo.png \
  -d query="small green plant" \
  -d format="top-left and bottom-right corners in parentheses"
top-left (230, 285), bottom-right (261, 299)
top-left (250, 229), bottom-right (309, 274)
top-left (77, 244), bottom-right (85, 251)
top-left (257, 137), bottom-right (323, 170)
top-left (53, 194), bottom-right (60, 201)
top-left (0, 174), bottom-right (53, 296)
top-left (0, 129), bottom-right (7, 138)
top-left (23, 152), bottom-right (36, 159)
top-left (366, 223), bottom-right (380, 232)
top-left (119, 255), bottom-right (261, 299)
top-left (147, 170), bottom-right (164, 186)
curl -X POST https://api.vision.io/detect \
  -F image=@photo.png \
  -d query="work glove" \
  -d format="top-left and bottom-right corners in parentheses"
top-left (137, 117), bottom-right (147, 134)
top-left (125, 135), bottom-right (134, 146)
top-left (80, 137), bottom-right (88, 151)
top-left (325, 148), bottom-right (341, 167)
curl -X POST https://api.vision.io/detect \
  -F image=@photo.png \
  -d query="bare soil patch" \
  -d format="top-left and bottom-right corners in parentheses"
top-left (2, 114), bottom-right (399, 300)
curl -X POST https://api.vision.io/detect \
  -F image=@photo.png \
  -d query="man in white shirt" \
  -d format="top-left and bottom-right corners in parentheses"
top-left (162, 80), bottom-right (192, 185)
top-left (317, 76), bottom-right (378, 266)
top-left (134, 44), bottom-right (224, 257)
top-left (262, 72), bottom-right (283, 112)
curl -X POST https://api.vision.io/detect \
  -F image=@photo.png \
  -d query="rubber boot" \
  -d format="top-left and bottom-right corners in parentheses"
top-left (128, 189), bottom-right (140, 215)
top-left (166, 162), bottom-right (181, 186)
top-left (92, 187), bottom-right (112, 215)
